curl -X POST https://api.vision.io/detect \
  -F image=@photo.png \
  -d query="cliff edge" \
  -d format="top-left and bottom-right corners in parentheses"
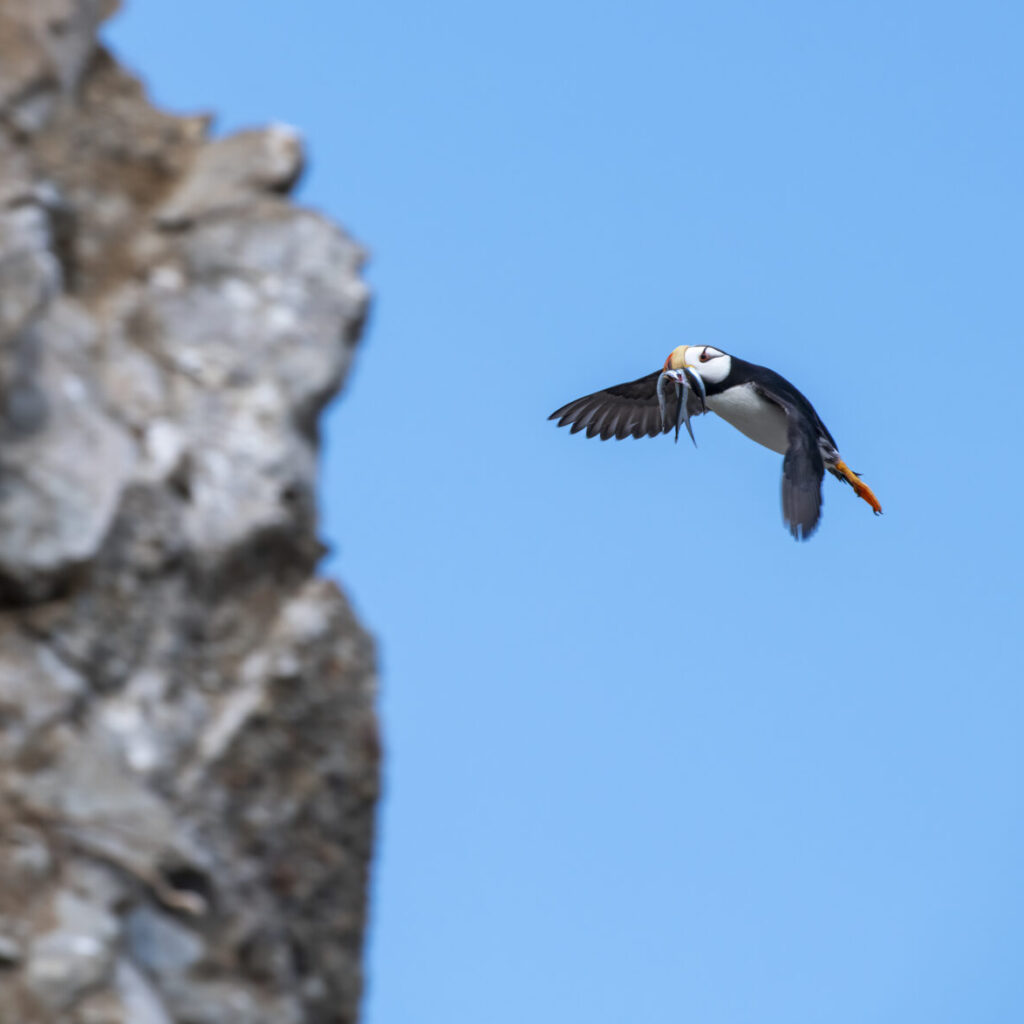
top-left (0, 2), bottom-right (379, 1021)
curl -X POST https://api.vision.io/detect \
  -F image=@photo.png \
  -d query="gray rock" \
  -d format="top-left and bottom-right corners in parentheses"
top-left (125, 904), bottom-right (204, 978)
top-left (0, 826), bottom-right (54, 888)
top-left (110, 957), bottom-right (174, 1024)
top-left (0, 932), bottom-right (23, 966)
top-left (25, 890), bottom-right (120, 1010)
top-left (156, 124), bottom-right (306, 227)
top-left (0, 2), bottom-right (378, 1023)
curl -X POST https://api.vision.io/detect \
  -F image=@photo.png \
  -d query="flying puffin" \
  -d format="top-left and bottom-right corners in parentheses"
top-left (549, 344), bottom-right (881, 540)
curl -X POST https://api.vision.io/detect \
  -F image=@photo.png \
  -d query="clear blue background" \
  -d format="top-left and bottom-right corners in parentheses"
top-left (107, 4), bottom-right (1023, 1022)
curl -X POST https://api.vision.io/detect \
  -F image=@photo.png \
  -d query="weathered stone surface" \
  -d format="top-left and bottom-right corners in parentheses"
top-left (0, 3), bottom-right (378, 1022)
top-left (25, 889), bottom-right (120, 1011)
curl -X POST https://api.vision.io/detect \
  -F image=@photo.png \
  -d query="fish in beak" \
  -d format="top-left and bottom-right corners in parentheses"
top-left (657, 365), bottom-right (707, 446)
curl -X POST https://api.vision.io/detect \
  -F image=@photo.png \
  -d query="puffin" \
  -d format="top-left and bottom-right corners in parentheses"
top-left (549, 344), bottom-right (881, 540)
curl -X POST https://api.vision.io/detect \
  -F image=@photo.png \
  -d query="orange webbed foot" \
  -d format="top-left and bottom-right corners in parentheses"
top-left (833, 459), bottom-right (882, 516)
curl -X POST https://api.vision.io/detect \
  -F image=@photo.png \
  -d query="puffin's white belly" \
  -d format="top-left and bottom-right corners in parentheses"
top-left (707, 383), bottom-right (789, 454)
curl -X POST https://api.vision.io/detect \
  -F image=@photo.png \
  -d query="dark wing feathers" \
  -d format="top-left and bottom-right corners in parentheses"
top-left (550, 371), bottom-right (705, 441)
top-left (780, 420), bottom-right (825, 540)
top-left (752, 381), bottom-right (825, 541)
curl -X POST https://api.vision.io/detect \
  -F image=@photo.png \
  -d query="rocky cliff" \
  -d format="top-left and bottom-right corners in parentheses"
top-left (0, 2), bottom-right (378, 1021)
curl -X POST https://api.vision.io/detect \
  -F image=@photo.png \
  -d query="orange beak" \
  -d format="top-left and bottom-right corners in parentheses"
top-left (663, 345), bottom-right (691, 371)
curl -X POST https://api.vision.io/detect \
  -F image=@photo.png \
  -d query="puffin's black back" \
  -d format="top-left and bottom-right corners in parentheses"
top-left (716, 357), bottom-right (838, 451)
top-left (721, 357), bottom-right (833, 540)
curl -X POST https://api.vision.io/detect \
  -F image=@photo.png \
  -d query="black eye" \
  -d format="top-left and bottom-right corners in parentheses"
top-left (699, 348), bottom-right (711, 363)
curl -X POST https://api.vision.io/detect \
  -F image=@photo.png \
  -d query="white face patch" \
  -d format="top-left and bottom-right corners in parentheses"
top-left (665, 345), bottom-right (731, 385)
top-left (688, 347), bottom-right (731, 386)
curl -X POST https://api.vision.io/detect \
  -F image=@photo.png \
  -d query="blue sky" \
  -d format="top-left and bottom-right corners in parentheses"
top-left (107, 4), bottom-right (1024, 1022)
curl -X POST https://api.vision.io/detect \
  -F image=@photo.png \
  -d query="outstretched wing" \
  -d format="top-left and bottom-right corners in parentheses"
top-left (752, 380), bottom-right (825, 540)
top-left (549, 371), bottom-right (705, 441)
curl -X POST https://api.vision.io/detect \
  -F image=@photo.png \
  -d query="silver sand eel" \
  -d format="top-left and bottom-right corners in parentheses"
top-left (657, 367), bottom-right (707, 445)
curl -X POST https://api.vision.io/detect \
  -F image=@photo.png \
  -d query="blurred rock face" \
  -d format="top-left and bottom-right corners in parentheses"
top-left (0, 3), bottom-right (379, 1022)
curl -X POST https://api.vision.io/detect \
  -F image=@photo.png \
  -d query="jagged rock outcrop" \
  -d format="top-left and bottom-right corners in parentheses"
top-left (0, 3), bottom-right (379, 1022)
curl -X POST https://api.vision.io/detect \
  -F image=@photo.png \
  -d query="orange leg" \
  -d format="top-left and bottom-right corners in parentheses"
top-left (833, 459), bottom-right (882, 515)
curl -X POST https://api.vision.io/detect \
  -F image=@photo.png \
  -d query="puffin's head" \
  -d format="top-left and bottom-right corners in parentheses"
top-left (663, 344), bottom-right (731, 385)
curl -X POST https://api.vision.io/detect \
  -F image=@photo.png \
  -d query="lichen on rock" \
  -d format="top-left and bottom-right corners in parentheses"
top-left (0, 2), bottom-right (378, 1022)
